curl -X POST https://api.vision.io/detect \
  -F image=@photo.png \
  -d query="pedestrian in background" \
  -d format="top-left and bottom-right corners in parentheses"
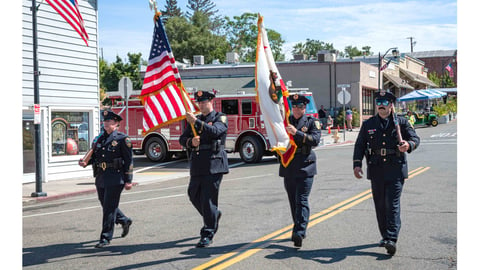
top-left (353, 90), bottom-right (420, 256)
top-left (79, 110), bottom-right (133, 248)
top-left (280, 94), bottom-right (321, 248)
top-left (179, 90), bottom-right (229, 248)
top-left (407, 111), bottom-right (415, 128)
top-left (346, 107), bottom-right (353, 131)
top-left (317, 105), bottom-right (327, 129)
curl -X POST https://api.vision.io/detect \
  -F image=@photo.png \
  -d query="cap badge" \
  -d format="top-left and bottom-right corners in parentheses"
top-left (103, 111), bottom-right (108, 116)
top-left (293, 94), bottom-right (298, 100)
top-left (197, 91), bottom-right (203, 97)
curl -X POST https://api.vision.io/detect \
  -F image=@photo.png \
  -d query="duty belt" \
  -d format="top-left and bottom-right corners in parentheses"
top-left (96, 162), bottom-right (115, 171)
top-left (372, 148), bottom-right (397, 156)
top-left (197, 144), bottom-right (225, 151)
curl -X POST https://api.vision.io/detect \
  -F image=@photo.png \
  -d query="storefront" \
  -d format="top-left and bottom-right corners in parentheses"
top-left (22, 0), bottom-right (99, 183)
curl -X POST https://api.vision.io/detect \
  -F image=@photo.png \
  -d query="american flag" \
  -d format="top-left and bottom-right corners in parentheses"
top-left (380, 59), bottom-right (392, 71)
top-left (139, 14), bottom-right (199, 135)
top-left (45, 0), bottom-right (89, 46)
top-left (445, 63), bottom-right (454, 78)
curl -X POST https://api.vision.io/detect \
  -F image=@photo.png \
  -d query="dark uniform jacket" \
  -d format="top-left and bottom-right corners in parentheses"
top-left (279, 115), bottom-right (321, 178)
top-left (179, 110), bottom-right (229, 176)
top-left (88, 129), bottom-right (133, 187)
top-left (353, 114), bottom-right (420, 180)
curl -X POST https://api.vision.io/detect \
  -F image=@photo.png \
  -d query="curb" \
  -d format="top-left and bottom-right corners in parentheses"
top-left (22, 182), bottom-right (140, 206)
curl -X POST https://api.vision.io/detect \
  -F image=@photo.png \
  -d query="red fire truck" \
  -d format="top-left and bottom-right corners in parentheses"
top-left (109, 90), bottom-right (318, 163)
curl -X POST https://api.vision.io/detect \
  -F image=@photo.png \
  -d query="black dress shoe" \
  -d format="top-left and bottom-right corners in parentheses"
top-left (385, 240), bottom-right (397, 255)
top-left (196, 237), bottom-right (212, 248)
top-left (214, 211), bottom-right (222, 234)
top-left (95, 239), bottom-right (110, 248)
top-left (121, 219), bottom-right (132, 238)
top-left (379, 239), bottom-right (387, 247)
top-left (292, 233), bottom-right (303, 247)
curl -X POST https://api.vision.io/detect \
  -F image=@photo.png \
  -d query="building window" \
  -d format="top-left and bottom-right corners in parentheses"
top-left (362, 87), bottom-right (375, 115)
top-left (51, 111), bottom-right (90, 156)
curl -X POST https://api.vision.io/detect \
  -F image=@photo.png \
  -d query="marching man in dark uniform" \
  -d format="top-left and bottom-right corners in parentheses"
top-left (353, 90), bottom-right (420, 255)
top-left (280, 94), bottom-right (321, 247)
top-left (79, 110), bottom-right (133, 248)
top-left (179, 90), bottom-right (229, 248)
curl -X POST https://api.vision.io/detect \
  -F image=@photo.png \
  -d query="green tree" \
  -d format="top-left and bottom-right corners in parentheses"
top-left (291, 39), bottom-right (335, 59)
top-left (224, 13), bottom-right (285, 62)
top-left (99, 53), bottom-right (144, 99)
top-left (186, 0), bottom-right (218, 19)
top-left (428, 72), bottom-right (456, 88)
top-left (165, 13), bottom-right (230, 64)
top-left (161, 0), bottom-right (183, 21)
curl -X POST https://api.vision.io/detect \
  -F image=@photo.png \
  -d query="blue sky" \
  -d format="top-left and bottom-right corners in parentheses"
top-left (98, 0), bottom-right (458, 63)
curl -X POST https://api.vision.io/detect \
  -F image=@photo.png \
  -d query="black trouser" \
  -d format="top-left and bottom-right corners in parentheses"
top-left (284, 176), bottom-right (314, 238)
top-left (96, 184), bottom-right (129, 241)
top-left (370, 178), bottom-right (404, 242)
top-left (188, 174), bottom-right (222, 238)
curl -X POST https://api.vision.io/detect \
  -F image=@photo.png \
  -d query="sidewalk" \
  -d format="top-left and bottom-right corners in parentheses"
top-left (22, 128), bottom-right (359, 206)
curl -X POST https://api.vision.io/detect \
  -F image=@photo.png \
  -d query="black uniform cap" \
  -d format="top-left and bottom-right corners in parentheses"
top-left (374, 90), bottom-right (396, 103)
top-left (289, 94), bottom-right (310, 105)
top-left (102, 110), bottom-right (123, 121)
top-left (194, 90), bottom-right (215, 102)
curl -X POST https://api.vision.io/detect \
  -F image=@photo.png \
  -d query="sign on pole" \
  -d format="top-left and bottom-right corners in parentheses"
top-left (118, 77), bottom-right (133, 135)
top-left (118, 77), bottom-right (133, 100)
top-left (34, 104), bottom-right (41, 124)
top-left (337, 88), bottom-right (351, 104)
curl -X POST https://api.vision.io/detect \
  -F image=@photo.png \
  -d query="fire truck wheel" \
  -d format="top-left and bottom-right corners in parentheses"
top-left (239, 136), bottom-right (264, 163)
top-left (145, 137), bottom-right (169, 162)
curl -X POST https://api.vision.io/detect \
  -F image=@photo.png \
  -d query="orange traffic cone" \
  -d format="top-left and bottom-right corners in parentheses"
top-left (328, 126), bottom-right (331, 134)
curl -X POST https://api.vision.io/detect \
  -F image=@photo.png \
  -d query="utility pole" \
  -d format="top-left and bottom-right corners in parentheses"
top-left (31, 0), bottom-right (47, 197)
top-left (406, 37), bottom-right (415, 53)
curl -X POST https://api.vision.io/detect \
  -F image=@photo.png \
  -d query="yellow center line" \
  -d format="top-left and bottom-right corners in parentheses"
top-left (193, 166), bottom-right (430, 270)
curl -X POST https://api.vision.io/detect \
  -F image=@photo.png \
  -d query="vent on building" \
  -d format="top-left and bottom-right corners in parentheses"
top-left (317, 50), bottom-right (337, 63)
top-left (193, 55), bottom-right (204, 65)
top-left (226, 52), bottom-right (239, 64)
top-left (293, 54), bottom-right (307, 60)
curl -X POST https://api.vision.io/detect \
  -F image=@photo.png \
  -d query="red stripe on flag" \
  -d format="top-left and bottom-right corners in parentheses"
top-left (145, 96), bottom-right (163, 125)
top-left (164, 87), bottom-right (182, 117)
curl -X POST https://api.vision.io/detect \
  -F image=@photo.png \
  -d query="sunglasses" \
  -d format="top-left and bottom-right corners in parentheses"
top-left (375, 99), bottom-right (390, 106)
top-left (292, 104), bottom-right (305, 109)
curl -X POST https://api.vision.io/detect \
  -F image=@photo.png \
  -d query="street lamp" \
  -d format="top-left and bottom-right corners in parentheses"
top-left (378, 47), bottom-right (399, 91)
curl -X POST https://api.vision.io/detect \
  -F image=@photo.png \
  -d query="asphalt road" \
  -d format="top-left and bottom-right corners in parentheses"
top-left (23, 122), bottom-right (457, 270)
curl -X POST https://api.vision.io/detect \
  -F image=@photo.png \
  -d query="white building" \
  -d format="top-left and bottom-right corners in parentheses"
top-left (22, 0), bottom-right (100, 183)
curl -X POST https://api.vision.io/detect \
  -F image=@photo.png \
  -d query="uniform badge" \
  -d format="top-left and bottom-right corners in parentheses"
top-left (103, 110), bottom-right (108, 116)
top-left (302, 126), bottom-right (308, 132)
top-left (220, 115), bottom-right (227, 123)
top-left (197, 91), bottom-right (203, 97)
top-left (368, 129), bottom-right (376, 134)
top-left (293, 94), bottom-right (299, 100)
top-left (125, 137), bottom-right (132, 148)
top-left (314, 120), bottom-right (321, 130)
top-left (208, 122), bottom-right (213, 125)
top-left (112, 140), bottom-right (118, 146)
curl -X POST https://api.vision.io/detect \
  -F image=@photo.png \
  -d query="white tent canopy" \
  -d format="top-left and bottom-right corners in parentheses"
top-left (397, 89), bottom-right (447, 102)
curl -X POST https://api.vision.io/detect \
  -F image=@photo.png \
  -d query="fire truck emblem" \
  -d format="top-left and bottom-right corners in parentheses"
top-left (269, 70), bottom-right (282, 104)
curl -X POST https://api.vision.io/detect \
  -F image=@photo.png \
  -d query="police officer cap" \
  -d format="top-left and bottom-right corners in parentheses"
top-left (194, 90), bottom-right (215, 102)
top-left (374, 90), bottom-right (396, 103)
top-left (289, 94), bottom-right (310, 105)
top-left (102, 110), bottom-right (123, 121)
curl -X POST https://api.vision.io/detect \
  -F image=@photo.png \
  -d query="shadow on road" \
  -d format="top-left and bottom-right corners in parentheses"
top-left (23, 236), bottom-right (252, 269)
top-left (265, 243), bottom-right (391, 263)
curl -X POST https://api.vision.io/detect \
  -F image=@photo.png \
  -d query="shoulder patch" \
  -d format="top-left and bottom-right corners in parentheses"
top-left (314, 120), bottom-right (321, 130)
top-left (125, 137), bottom-right (132, 148)
top-left (219, 115), bottom-right (227, 124)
